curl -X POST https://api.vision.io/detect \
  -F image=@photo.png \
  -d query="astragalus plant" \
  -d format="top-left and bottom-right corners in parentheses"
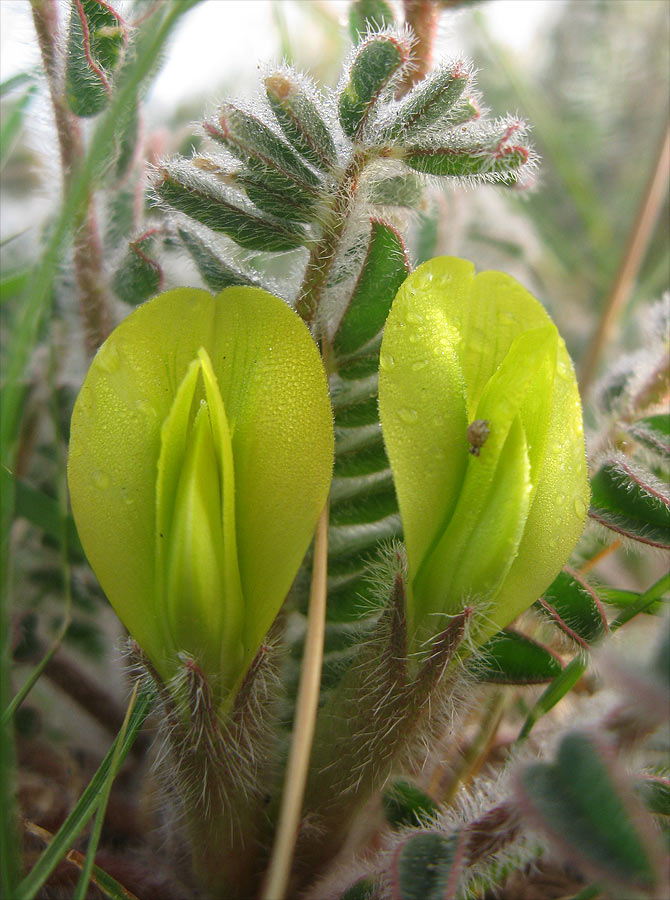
top-left (3, 2), bottom-right (668, 899)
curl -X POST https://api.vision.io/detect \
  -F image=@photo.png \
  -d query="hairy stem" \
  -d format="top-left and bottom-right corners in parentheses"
top-left (261, 501), bottom-right (329, 900)
top-left (31, 0), bottom-right (111, 356)
top-left (295, 151), bottom-right (370, 324)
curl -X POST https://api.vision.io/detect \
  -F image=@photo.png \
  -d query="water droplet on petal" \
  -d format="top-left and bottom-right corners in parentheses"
top-left (99, 344), bottom-right (120, 374)
top-left (398, 407), bottom-right (418, 424)
top-left (379, 353), bottom-right (395, 372)
top-left (411, 359), bottom-right (429, 371)
top-left (93, 471), bottom-right (110, 490)
top-left (574, 497), bottom-right (587, 518)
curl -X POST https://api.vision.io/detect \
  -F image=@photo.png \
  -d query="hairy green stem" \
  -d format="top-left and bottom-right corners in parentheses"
top-left (295, 150), bottom-right (371, 324)
top-left (31, 0), bottom-right (111, 357)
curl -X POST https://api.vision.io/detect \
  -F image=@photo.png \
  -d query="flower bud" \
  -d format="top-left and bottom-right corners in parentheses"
top-left (68, 287), bottom-right (334, 701)
top-left (378, 257), bottom-right (589, 651)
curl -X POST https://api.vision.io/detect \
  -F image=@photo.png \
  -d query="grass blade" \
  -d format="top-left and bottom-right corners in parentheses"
top-left (24, 819), bottom-right (140, 900)
top-left (16, 688), bottom-right (153, 900)
top-left (73, 683), bottom-right (140, 900)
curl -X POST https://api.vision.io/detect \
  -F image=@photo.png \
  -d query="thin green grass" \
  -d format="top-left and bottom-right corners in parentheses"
top-left (16, 686), bottom-right (153, 900)
top-left (73, 683), bottom-right (140, 900)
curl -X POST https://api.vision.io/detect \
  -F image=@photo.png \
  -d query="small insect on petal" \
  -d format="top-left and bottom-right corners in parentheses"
top-left (467, 419), bottom-right (490, 456)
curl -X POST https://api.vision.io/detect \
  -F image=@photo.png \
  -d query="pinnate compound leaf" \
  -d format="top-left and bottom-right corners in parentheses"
top-left (68, 287), bottom-right (333, 684)
top-left (516, 731), bottom-right (665, 896)
top-left (537, 568), bottom-right (609, 647)
top-left (474, 629), bottom-right (562, 684)
top-left (589, 454), bottom-right (670, 549)
top-left (391, 831), bottom-right (465, 900)
top-left (66, 0), bottom-right (125, 118)
top-left (334, 220), bottom-right (410, 359)
top-left (338, 33), bottom-right (410, 140)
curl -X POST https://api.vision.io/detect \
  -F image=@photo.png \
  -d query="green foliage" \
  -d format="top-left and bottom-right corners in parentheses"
top-left (391, 831), bottom-right (464, 900)
top-left (516, 731), bottom-right (664, 896)
top-left (475, 629), bottom-right (563, 684)
top-left (589, 455), bottom-right (670, 549)
top-left (339, 33), bottom-right (410, 139)
top-left (66, 0), bottom-right (125, 118)
top-left (4, 2), bottom-right (668, 899)
top-left (382, 780), bottom-right (439, 828)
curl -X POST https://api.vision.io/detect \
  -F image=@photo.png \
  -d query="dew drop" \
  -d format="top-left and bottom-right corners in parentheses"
top-left (411, 359), bottom-right (429, 371)
top-left (99, 344), bottom-right (120, 374)
top-left (93, 471), bottom-right (110, 490)
top-left (556, 492), bottom-right (566, 506)
top-left (135, 398), bottom-right (158, 418)
top-left (379, 353), bottom-right (395, 372)
top-left (398, 407), bottom-right (418, 424)
top-left (573, 497), bottom-right (587, 518)
top-left (408, 332), bottom-right (420, 343)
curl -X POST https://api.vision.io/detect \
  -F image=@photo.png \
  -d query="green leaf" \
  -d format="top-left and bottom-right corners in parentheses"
top-left (339, 878), bottom-right (378, 900)
top-left (625, 414), bottom-right (670, 458)
top-left (379, 257), bottom-right (589, 650)
top-left (338, 33), bottom-right (409, 139)
top-left (391, 831), bottom-right (464, 900)
top-left (112, 234), bottom-right (162, 305)
top-left (236, 169), bottom-right (318, 223)
top-left (366, 172), bottom-right (424, 208)
top-left (516, 731), bottom-right (663, 895)
top-left (334, 220), bottom-right (410, 359)
top-left (16, 689), bottom-right (153, 900)
top-left (265, 71), bottom-right (337, 172)
top-left (205, 102), bottom-right (322, 191)
top-left (388, 62), bottom-right (469, 140)
top-left (517, 655), bottom-right (588, 742)
top-left (177, 227), bottom-right (257, 292)
top-left (348, 0), bottom-right (395, 42)
top-left (589, 455), bottom-right (670, 549)
top-left (635, 776), bottom-right (670, 819)
top-left (156, 163), bottom-right (307, 252)
top-left (68, 287), bottom-right (333, 689)
top-left (537, 568), bottom-right (609, 647)
top-left (66, 0), bottom-right (125, 118)
top-left (474, 629), bottom-right (563, 684)
top-left (404, 120), bottom-right (530, 182)
top-left (383, 780), bottom-right (439, 828)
